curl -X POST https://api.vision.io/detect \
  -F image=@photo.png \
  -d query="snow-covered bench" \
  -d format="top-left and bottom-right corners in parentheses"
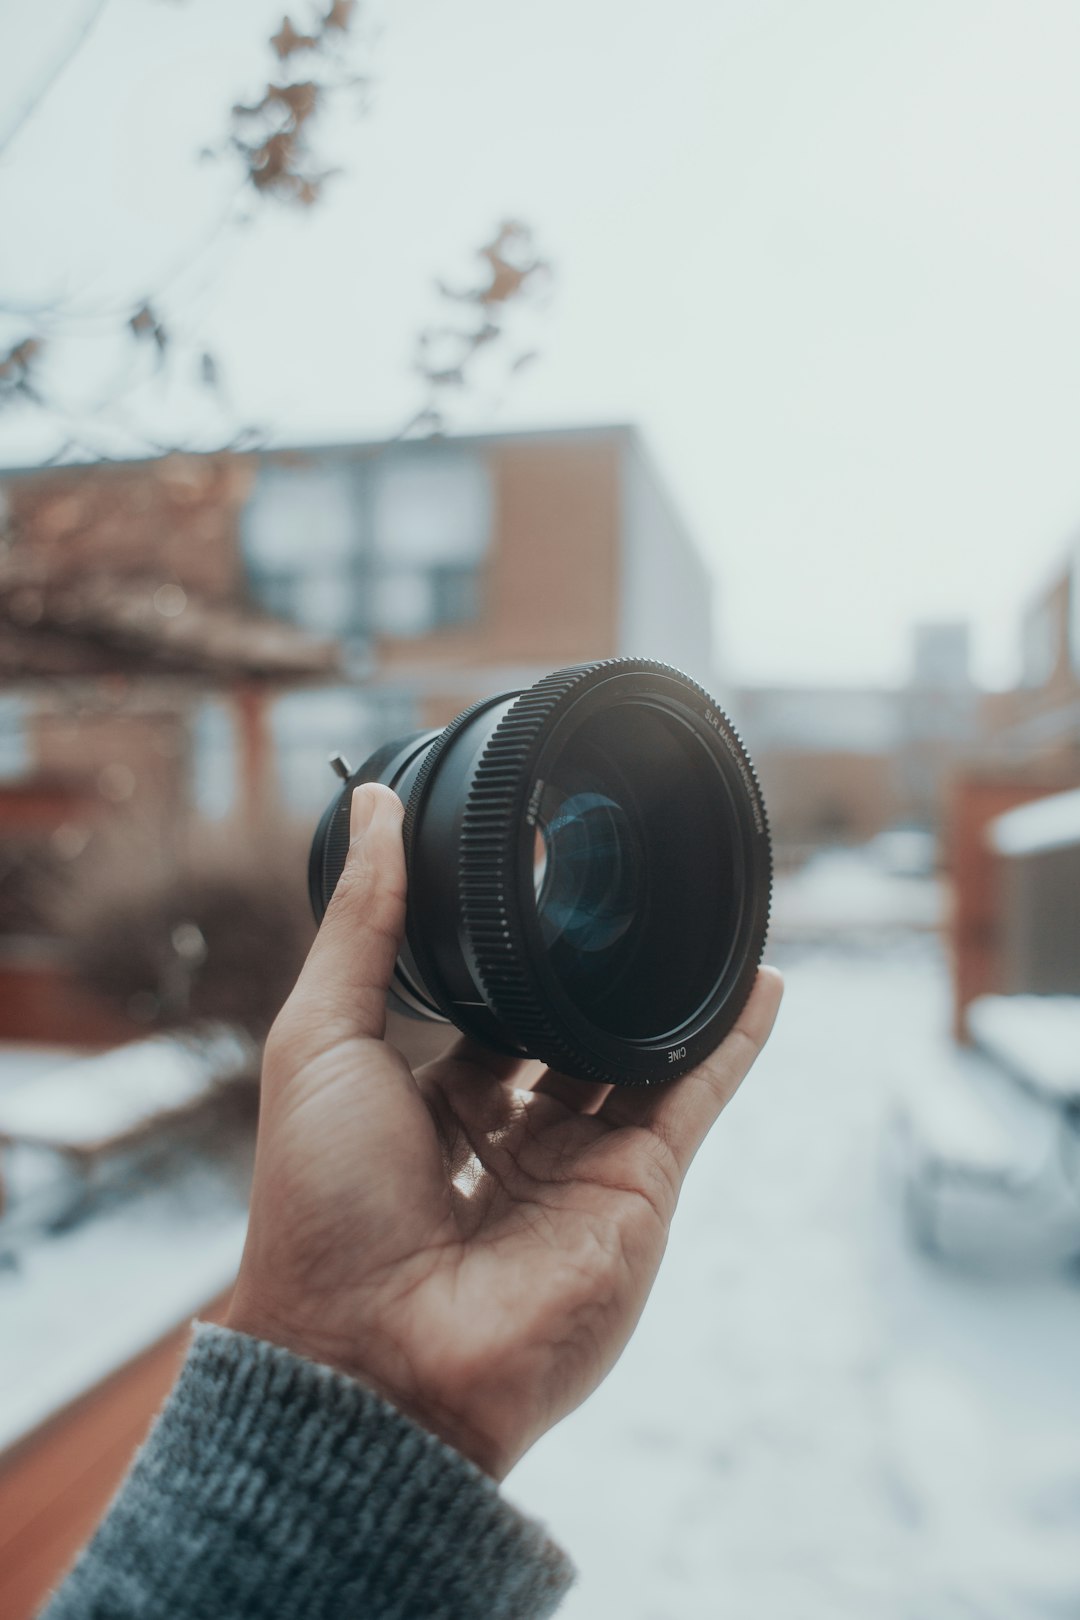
top-left (891, 1038), bottom-right (1080, 1265)
top-left (967, 994), bottom-right (1080, 1106)
top-left (0, 1026), bottom-right (256, 1248)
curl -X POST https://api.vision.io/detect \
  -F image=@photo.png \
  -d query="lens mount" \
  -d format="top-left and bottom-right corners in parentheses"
top-left (310, 658), bottom-right (771, 1086)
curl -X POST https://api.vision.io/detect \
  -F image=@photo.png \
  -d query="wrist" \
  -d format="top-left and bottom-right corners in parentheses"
top-left (223, 1297), bottom-right (515, 1481)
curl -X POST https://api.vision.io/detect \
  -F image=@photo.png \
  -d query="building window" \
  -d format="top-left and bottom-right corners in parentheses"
top-left (193, 701), bottom-right (237, 819)
top-left (432, 564), bottom-right (481, 626)
top-left (241, 449), bottom-right (493, 646)
top-left (373, 572), bottom-right (437, 637)
top-left (242, 462), bottom-right (362, 639)
top-left (372, 449), bottom-right (491, 636)
top-left (1021, 601), bottom-right (1057, 689)
top-left (294, 571), bottom-right (356, 637)
top-left (0, 695), bottom-right (30, 781)
top-left (373, 451), bottom-right (491, 567)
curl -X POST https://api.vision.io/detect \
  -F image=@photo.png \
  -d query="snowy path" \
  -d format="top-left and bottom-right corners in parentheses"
top-left (507, 944), bottom-right (1080, 1619)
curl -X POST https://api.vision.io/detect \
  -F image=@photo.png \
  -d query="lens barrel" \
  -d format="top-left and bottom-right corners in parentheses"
top-left (308, 658), bottom-right (771, 1085)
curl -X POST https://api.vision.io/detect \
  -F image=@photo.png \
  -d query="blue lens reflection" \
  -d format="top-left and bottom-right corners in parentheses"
top-left (534, 791), bottom-right (639, 956)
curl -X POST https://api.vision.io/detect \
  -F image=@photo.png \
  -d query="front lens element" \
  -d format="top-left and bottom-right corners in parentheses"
top-left (534, 789), bottom-right (639, 956)
top-left (529, 701), bottom-right (742, 1041)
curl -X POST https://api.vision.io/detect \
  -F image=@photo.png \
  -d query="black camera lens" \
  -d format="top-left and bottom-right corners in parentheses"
top-left (308, 658), bottom-right (771, 1085)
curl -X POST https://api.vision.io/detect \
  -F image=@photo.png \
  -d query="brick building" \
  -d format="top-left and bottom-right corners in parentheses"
top-left (0, 424), bottom-right (714, 1036)
top-left (983, 541), bottom-right (1080, 774)
top-left (0, 453), bottom-right (340, 1041)
top-left (236, 424), bottom-right (715, 811)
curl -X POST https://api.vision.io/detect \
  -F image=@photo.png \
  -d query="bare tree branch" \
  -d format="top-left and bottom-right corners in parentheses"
top-left (0, 11), bottom-right (551, 460)
top-left (0, 3), bottom-right (375, 449)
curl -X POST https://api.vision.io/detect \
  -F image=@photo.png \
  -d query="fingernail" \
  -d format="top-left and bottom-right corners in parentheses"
top-left (350, 784), bottom-right (376, 841)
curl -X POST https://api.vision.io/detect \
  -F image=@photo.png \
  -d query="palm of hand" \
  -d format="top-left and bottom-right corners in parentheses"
top-left (236, 1031), bottom-right (676, 1479)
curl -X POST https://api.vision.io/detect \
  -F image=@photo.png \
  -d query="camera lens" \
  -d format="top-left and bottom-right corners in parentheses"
top-left (308, 658), bottom-right (771, 1085)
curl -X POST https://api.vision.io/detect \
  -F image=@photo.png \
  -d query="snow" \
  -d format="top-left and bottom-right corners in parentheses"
top-left (0, 1044), bottom-right (80, 1096)
top-left (892, 1046), bottom-right (1036, 1173)
top-left (0, 1026), bottom-right (256, 1150)
top-left (989, 788), bottom-right (1080, 857)
top-left (507, 943), bottom-right (1080, 1619)
top-left (771, 849), bottom-right (944, 939)
top-left (888, 1040), bottom-right (1080, 1270)
top-left (3, 855), bottom-right (1079, 1611)
top-left (968, 995), bottom-right (1080, 1102)
top-left (0, 1148), bottom-right (250, 1456)
top-left (0, 1030), bottom-right (254, 1456)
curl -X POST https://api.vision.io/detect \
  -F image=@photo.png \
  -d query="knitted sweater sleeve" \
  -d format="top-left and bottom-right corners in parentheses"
top-left (39, 1323), bottom-right (574, 1620)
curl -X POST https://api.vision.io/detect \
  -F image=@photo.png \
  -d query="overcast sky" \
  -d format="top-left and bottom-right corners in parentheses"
top-left (4, 0), bottom-right (1080, 688)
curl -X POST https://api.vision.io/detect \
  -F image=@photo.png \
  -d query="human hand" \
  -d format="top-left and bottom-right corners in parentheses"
top-left (227, 783), bottom-right (783, 1480)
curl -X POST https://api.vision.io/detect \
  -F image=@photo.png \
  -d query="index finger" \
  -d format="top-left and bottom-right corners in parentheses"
top-left (597, 967), bottom-right (784, 1175)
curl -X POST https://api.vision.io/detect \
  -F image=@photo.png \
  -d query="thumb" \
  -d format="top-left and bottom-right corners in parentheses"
top-left (284, 782), bottom-right (407, 1047)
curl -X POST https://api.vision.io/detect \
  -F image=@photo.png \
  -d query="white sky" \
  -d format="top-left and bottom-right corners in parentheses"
top-left (3, 0), bottom-right (1080, 688)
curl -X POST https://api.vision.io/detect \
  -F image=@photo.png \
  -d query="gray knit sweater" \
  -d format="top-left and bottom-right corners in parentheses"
top-left (40, 1324), bottom-right (574, 1619)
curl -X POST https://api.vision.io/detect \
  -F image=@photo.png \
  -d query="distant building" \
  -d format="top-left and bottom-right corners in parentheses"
top-left (736, 622), bottom-right (980, 860)
top-left (979, 540), bottom-right (1080, 775)
top-left (897, 622), bottom-right (980, 823)
top-left (733, 686), bottom-right (900, 855)
top-left (988, 788), bottom-right (1080, 995)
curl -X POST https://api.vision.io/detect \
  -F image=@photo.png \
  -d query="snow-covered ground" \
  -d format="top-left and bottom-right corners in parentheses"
top-left (508, 941), bottom-right (1080, 1619)
top-left (0, 1034), bottom-right (254, 1456)
top-left (771, 848), bottom-right (944, 942)
top-left (3, 853), bottom-right (1076, 1614)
